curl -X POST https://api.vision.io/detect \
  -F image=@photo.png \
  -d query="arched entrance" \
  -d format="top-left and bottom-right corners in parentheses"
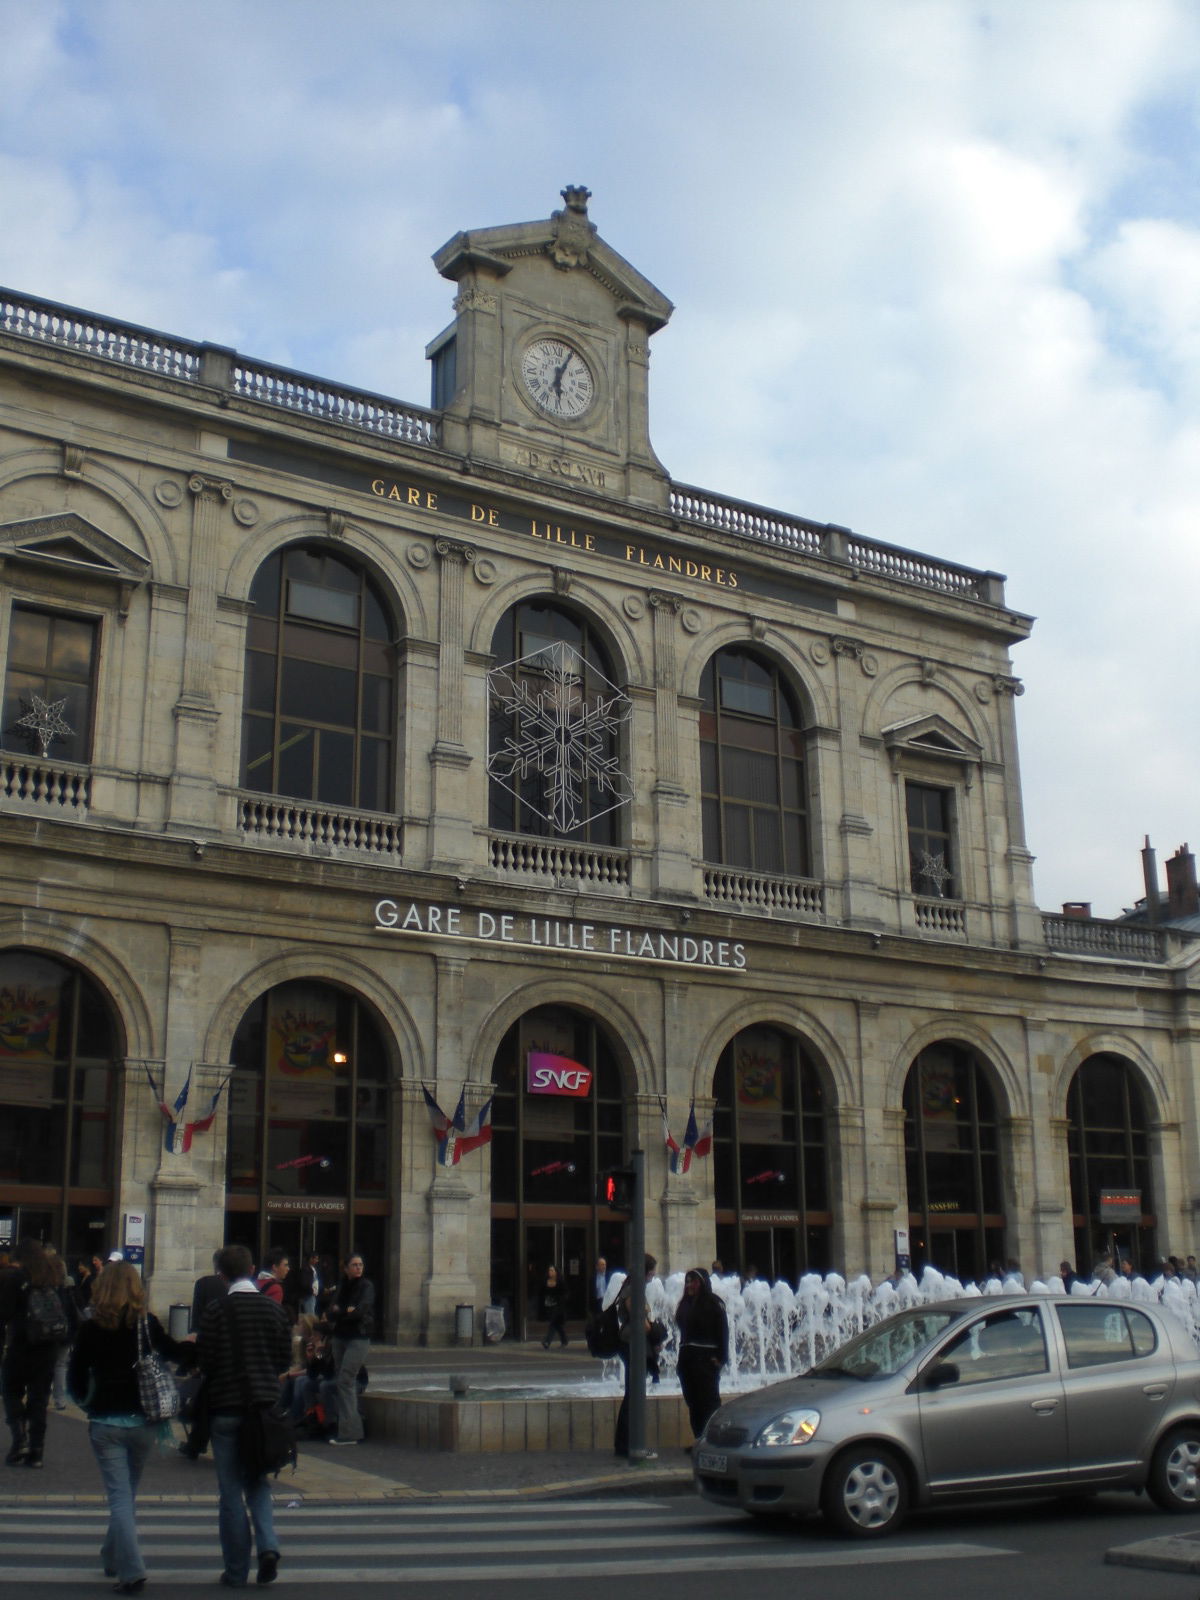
top-left (0, 949), bottom-right (118, 1263)
top-left (224, 979), bottom-right (395, 1313)
top-left (712, 1024), bottom-right (831, 1280)
top-left (489, 1005), bottom-right (627, 1337)
top-left (1067, 1053), bottom-right (1155, 1271)
top-left (903, 1042), bottom-right (1005, 1282)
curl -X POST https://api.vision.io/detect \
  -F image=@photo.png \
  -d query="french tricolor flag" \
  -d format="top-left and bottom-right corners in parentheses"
top-left (685, 1102), bottom-right (713, 1161)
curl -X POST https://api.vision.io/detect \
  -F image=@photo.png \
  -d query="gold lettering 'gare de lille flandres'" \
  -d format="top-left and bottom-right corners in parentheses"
top-left (368, 478), bottom-right (739, 589)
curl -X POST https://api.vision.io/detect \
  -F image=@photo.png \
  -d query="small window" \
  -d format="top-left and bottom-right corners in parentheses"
top-left (1056, 1303), bottom-right (1157, 1367)
top-left (2, 606), bottom-right (98, 764)
top-left (934, 1310), bottom-right (1047, 1385)
top-left (906, 782), bottom-right (956, 898)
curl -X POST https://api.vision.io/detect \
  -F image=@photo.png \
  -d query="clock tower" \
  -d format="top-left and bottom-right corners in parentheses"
top-left (428, 187), bottom-right (674, 508)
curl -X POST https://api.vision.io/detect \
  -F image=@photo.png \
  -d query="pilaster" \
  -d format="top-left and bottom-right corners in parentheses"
top-left (167, 474), bottom-right (232, 834)
top-left (427, 540), bottom-right (477, 870)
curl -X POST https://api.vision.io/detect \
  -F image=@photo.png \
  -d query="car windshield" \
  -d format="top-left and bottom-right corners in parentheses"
top-left (812, 1309), bottom-right (960, 1380)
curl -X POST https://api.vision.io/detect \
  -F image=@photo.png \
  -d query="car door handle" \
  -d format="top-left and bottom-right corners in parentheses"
top-left (1142, 1384), bottom-right (1168, 1400)
top-left (1031, 1400), bottom-right (1059, 1415)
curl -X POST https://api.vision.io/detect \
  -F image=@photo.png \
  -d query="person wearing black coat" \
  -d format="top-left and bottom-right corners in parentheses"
top-left (675, 1267), bottom-right (730, 1442)
top-left (322, 1252), bottom-right (374, 1444)
top-left (539, 1265), bottom-right (569, 1348)
top-left (68, 1260), bottom-right (195, 1593)
top-left (0, 1238), bottom-right (61, 1468)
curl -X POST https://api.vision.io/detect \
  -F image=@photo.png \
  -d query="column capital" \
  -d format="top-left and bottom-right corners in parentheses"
top-left (187, 474), bottom-right (233, 504)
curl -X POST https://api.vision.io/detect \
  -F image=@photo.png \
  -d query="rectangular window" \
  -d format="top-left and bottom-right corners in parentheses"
top-left (2, 605), bottom-right (98, 764)
top-left (906, 782), bottom-right (956, 898)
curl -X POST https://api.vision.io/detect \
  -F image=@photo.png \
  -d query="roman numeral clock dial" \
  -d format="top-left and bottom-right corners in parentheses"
top-left (520, 337), bottom-right (595, 420)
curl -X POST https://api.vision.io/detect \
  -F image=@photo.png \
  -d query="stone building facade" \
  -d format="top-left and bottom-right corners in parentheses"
top-left (0, 189), bottom-right (1196, 1341)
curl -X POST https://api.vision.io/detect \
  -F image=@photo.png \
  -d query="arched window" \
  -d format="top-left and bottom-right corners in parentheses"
top-left (225, 980), bottom-right (393, 1290)
top-left (0, 950), bottom-right (117, 1259)
top-left (700, 649), bottom-right (809, 876)
top-left (1067, 1055), bottom-right (1154, 1270)
top-left (904, 1043), bottom-right (1003, 1282)
top-left (488, 1005), bottom-right (626, 1333)
top-left (488, 601), bottom-right (629, 844)
top-left (712, 1025), bottom-right (830, 1279)
top-left (241, 545), bottom-right (396, 811)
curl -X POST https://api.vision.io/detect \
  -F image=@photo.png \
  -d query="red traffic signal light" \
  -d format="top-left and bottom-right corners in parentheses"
top-left (597, 1167), bottom-right (635, 1212)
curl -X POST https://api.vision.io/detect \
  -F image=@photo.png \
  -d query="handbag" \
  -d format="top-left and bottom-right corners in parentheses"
top-left (135, 1316), bottom-right (181, 1421)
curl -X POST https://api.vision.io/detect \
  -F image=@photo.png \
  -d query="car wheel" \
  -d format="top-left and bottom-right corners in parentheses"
top-left (822, 1444), bottom-right (908, 1538)
top-left (1148, 1427), bottom-right (1200, 1512)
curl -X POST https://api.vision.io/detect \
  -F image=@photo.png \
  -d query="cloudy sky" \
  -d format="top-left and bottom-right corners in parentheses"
top-left (2, 0), bottom-right (1196, 917)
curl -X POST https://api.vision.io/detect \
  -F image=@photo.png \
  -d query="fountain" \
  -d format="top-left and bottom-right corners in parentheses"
top-left (363, 1266), bottom-right (1200, 1453)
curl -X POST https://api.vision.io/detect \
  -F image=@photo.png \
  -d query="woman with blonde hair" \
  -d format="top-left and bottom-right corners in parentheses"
top-left (69, 1261), bottom-right (194, 1594)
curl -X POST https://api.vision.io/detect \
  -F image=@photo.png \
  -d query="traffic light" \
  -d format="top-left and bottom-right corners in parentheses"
top-left (597, 1166), bottom-right (635, 1213)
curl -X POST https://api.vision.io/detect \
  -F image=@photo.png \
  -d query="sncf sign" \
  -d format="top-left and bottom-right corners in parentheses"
top-left (527, 1051), bottom-right (593, 1098)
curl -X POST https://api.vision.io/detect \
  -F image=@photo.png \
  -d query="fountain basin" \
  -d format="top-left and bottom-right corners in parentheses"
top-left (362, 1386), bottom-right (690, 1453)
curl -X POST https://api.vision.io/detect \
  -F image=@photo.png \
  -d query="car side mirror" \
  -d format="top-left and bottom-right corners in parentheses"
top-left (925, 1361), bottom-right (960, 1389)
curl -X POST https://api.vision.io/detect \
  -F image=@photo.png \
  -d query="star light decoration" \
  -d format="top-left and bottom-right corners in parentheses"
top-left (915, 850), bottom-right (953, 898)
top-left (14, 694), bottom-right (73, 758)
top-left (487, 641), bottom-right (632, 835)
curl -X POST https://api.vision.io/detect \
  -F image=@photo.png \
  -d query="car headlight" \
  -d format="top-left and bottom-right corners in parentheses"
top-left (754, 1408), bottom-right (820, 1447)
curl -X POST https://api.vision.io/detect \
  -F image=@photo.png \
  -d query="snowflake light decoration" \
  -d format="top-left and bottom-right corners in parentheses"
top-left (14, 694), bottom-right (73, 758)
top-left (487, 640), bottom-right (632, 834)
top-left (915, 850), bottom-right (952, 898)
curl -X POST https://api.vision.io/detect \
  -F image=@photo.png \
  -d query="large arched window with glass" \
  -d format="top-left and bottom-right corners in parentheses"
top-left (1067, 1054), bottom-right (1155, 1271)
top-left (488, 1005), bottom-right (626, 1335)
top-left (225, 980), bottom-right (393, 1298)
top-left (0, 950), bottom-right (117, 1262)
top-left (242, 544), bottom-right (396, 811)
top-left (700, 649), bottom-right (809, 877)
top-left (904, 1043), bottom-right (1004, 1282)
top-left (712, 1025), bottom-right (830, 1280)
top-left (488, 600), bottom-right (629, 845)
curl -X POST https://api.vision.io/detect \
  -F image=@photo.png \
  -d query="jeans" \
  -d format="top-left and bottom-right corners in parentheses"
top-left (209, 1413), bottom-right (279, 1585)
top-left (331, 1337), bottom-right (369, 1441)
top-left (89, 1420), bottom-right (156, 1584)
top-left (1, 1343), bottom-right (55, 1450)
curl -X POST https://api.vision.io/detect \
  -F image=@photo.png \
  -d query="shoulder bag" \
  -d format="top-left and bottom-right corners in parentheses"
top-left (135, 1316), bottom-right (181, 1421)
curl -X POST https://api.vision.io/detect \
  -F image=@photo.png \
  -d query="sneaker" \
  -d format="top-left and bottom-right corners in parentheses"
top-left (255, 1551), bottom-right (279, 1586)
top-left (327, 1436), bottom-right (360, 1446)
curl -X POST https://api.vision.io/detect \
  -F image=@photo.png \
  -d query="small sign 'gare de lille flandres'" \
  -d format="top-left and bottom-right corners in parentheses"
top-left (373, 898), bottom-right (748, 971)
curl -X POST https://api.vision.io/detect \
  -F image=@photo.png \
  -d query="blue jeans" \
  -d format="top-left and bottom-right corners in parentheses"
top-left (89, 1420), bottom-right (156, 1584)
top-left (209, 1413), bottom-right (279, 1585)
top-left (331, 1337), bottom-right (368, 1441)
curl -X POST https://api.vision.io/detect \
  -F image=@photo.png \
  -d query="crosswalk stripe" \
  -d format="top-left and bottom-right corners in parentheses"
top-left (3, 1546), bottom-right (1018, 1584)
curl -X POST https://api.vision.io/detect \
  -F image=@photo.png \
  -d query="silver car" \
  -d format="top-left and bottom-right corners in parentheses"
top-left (694, 1295), bottom-right (1200, 1537)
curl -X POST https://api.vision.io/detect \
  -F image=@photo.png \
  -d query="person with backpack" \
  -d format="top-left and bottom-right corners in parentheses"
top-left (0, 1237), bottom-right (68, 1467)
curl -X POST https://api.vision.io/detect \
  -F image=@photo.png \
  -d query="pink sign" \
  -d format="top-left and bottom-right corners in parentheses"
top-left (527, 1051), bottom-right (593, 1097)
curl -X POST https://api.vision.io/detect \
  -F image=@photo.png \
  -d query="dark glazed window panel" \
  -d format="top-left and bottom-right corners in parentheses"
top-left (277, 723), bottom-right (316, 798)
top-left (361, 675), bottom-right (392, 733)
top-left (280, 659), bottom-right (357, 724)
top-left (245, 651), bottom-right (276, 714)
top-left (2, 607), bottom-right (98, 764)
top-left (316, 729), bottom-right (355, 807)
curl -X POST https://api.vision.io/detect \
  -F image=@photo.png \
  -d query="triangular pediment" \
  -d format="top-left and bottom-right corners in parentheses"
top-left (882, 713), bottom-right (983, 762)
top-left (434, 193), bottom-right (674, 333)
top-left (0, 513), bottom-right (151, 581)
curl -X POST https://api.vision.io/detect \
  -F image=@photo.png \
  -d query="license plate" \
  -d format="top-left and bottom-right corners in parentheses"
top-left (695, 1450), bottom-right (727, 1473)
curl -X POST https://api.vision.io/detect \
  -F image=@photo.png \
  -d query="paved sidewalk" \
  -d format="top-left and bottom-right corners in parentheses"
top-left (0, 1340), bottom-right (693, 1505)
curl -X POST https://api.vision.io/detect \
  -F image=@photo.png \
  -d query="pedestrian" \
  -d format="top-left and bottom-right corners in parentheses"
top-left (48, 1250), bottom-right (79, 1410)
top-left (0, 1237), bottom-right (67, 1468)
top-left (1059, 1259), bottom-right (1080, 1293)
top-left (68, 1259), bottom-right (196, 1595)
top-left (254, 1248), bottom-right (290, 1308)
top-left (675, 1268), bottom-right (729, 1444)
top-left (197, 1243), bottom-right (291, 1588)
top-left (591, 1257), bottom-right (608, 1316)
top-left (299, 1252), bottom-right (321, 1317)
top-left (322, 1251), bottom-right (375, 1446)
top-left (539, 1265), bottom-right (568, 1348)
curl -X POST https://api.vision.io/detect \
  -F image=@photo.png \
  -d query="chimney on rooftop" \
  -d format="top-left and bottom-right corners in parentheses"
top-left (1142, 836), bottom-right (1162, 925)
top-left (1165, 844), bottom-right (1199, 920)
top-left (1061, 902), bottom-right (1091, 919)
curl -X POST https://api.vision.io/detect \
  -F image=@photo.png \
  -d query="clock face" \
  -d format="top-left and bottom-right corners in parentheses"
top-left (520, 338), bottom-right (595, 419)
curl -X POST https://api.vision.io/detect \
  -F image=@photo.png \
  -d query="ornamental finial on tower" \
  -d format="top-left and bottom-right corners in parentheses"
top-left (548, 185), bottom-right (596, 269)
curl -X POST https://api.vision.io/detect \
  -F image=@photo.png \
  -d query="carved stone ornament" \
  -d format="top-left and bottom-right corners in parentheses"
top-left (62, 443), bottom-right (87, 480)
top-left (622, 594), bottom-right (645, 621)
top-left (648, 591), bottom-right (683, 616)
top-left (993, 674), bottom-right (1024, 697)
top-left (547, 184), bottom-right (597, 270)
top-left (435, 538), bottom-right (477, 566)
top-left (473, 556), bottom-right (498, 586)
top-left (750, 616), bottom-right (768, 642)
top-left (454, 288), bottom-right (497, 314)
top-left (552, 567), bottom-right (572, 596)
top-left (680, 607), bottom-right (703, 635)
top-left (809, 641), bottom-right (830, 666)
top-left (831, 635), bottom-right (865, 661)
top-left (234, 498), bottom-right (260, 528)
top-left (406, 542), bottom-right (432, 570)
top-left (187, 475), bottom-right (233, 504)
top-left (974, 680), bottom-right (993, 704)
top-left (154, 479), bottom-right (184, 508)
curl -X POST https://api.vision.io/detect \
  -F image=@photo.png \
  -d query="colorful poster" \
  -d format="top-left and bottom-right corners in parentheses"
top-left (735, 1029), bottom-right (785, 1143)
top-left (267, 989), bottom-right (341, 1118)
top-left (919, 1054), bottom-right (961, 1152)
top-left (0, 981), bottom-right (59, 1060)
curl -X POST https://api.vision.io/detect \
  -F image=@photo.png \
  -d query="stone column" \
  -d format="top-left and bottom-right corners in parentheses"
top-left (988, 674), bottom-right (1042, 948)
top-left (1003, 1115), bottom-right (1037, 1274)
top-left (168, 474), bottom-right (231, 834)
top-left (426, 540), bottom-right (476, 872)
top-left (646, 591), bottom-right (695, 900)
top-left (830, 636), bottom-right (883, 928)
